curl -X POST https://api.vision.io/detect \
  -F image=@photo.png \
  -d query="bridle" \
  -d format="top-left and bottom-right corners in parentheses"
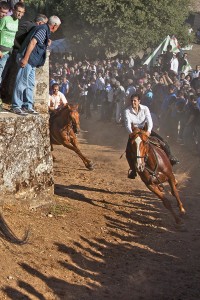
top-left (132, 131), bottom-right (149, 161)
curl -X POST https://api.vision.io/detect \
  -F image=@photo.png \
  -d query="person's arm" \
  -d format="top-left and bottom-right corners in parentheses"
top-left (124, 109), bottom-right (133, 134)
top-left (164, 72), bottom-right (173, 84)
top-left (20, 37), bottom-right (37, 67)
top-left (60, 93), bottom-right (68, 104)
top-left (153, 76), bottom-right (159, 84)
top-left (0, 17), bottom-right (7, 58)
top-left (48, 96), bottom-right (55, 112)
top-left (144, 106), bottom-right (153, 134)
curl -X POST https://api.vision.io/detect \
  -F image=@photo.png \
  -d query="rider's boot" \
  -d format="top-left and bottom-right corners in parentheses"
top-left (126, 139), bottom-right (137, 179)
top-left (161, 141), bottom-right (179, 165)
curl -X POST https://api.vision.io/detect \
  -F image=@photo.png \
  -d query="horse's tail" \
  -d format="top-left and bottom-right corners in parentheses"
top-left (0, 213), bottom-right (29, 245)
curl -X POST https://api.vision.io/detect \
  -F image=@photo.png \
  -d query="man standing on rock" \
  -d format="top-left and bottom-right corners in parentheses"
top-left (0, 2), bottom-right (25, 84)
top-left (11, 15), bottom-right (61, 116)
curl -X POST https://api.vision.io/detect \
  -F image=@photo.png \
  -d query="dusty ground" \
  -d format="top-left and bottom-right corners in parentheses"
top-left (0, 44), bottom-right (200, 300)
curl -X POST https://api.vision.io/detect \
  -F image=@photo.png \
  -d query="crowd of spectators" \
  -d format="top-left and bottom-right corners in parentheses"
top-left (49, 43), bottom-right (200, 158)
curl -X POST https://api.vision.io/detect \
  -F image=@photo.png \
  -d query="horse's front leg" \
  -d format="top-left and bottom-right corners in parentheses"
top-left (168, 176), bottom-right (186, 215)
top-left (147, 183), bottom-right (182, 225)
top-left (63, 139), bottom-right (94, 170)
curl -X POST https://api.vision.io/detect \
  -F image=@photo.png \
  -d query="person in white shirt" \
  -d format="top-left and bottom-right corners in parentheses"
top-left (114, 80), bottom-right (126, 124)
top-left (48, 83), bottom-right (68, 113)
top-left (192, 65), bottom-right (200, 79)
top-left (95, 71), bottom-right (105, 110)
top-left (171, 53), bottom-right (179, 74)
top-left (125, 94), bottom-right (179, 179)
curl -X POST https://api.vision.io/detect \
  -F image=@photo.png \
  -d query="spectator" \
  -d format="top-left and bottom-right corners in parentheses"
top-left (114, 80), bottom-right (126, 124)
top-left (142, 83), bottom-right (153, 110)
top-left (0, 2), bottom-right (25, 85)
top-left (125, 78), bottom-right (136, 107)
top-left (0, 2), bottom-right (9, 19)
top-left (182, 94), bottom-right (199, 152)
top-left (162, 44), bottom-right (173, 72)
top-left (191, 73), bottom-right (200, 93)
top-left (11, 15), bottom-right (61, 115)
top-left (192, 65), bottom-right (200, 79)
top-left (60, 76), bottom-right (70, 97)
top-left (171, 53), bottom-right (179, 74)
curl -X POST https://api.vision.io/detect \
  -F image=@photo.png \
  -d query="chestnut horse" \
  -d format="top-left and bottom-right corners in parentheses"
top-left (128, 128), bottom-right (185, 224)
top-left (50, 104), bottom-right (94, 170)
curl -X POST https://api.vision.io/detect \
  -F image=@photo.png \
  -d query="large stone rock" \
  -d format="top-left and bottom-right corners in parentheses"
top-left (0, 112), bottom-right (54, 207)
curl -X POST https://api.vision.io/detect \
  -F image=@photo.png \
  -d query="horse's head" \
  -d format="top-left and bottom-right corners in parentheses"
top-left (130, 128), bottom-right (149, 172)
top-left (67, 104), bottom-right (80, 134)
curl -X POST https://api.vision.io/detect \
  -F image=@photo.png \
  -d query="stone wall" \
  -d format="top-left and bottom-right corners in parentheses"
top-left (0, 51), bottom-right (54, 207)
top-left (0, 113), bottom-right (54, 207)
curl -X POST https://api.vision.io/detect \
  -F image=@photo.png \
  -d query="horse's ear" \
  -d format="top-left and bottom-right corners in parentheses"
top-left (73, 104), bottom-right (79, 110)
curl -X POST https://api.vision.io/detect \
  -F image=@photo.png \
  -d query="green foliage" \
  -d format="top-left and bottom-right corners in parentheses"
top-left (25, 0), bottom-right (192, 58)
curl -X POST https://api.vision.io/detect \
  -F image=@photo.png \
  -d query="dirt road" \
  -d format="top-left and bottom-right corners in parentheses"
top-left (0, 110), bottom-right (200, 300)
top-left (0, 42), bottom-right (200, 300)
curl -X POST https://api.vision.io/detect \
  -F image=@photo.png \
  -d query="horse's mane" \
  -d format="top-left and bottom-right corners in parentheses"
top-left (52, 103), bottom-right (78, 119)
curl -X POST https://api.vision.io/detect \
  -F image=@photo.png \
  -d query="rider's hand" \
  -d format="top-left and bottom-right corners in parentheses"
top-left (146, 131), bottom-right (151, 137)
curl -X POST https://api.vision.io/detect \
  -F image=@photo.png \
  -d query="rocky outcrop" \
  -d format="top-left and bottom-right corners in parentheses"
top-left (0, 112), bottom-right (53, 206)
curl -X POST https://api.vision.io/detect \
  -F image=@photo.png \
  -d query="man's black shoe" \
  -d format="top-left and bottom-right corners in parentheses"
top-left (170, 156), bottom-right (180, 166)
top-left (128, 170), bottom-right (137, 179)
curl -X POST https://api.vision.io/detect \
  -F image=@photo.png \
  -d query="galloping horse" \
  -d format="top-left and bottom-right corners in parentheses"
top-left (128, 127), bottom-right (185, 224)
top-left (50, 104), bottom-right (94, 170)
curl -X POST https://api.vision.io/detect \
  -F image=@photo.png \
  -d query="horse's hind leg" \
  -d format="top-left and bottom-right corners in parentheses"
top-left (168, 176), bottom-right (186, 215)
top-left (64, 142), bottom-right (94, 170)
top-left (147, 184), bottom-right (182, 224)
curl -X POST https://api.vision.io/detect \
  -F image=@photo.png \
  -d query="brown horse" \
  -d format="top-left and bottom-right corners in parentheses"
top-left (50, 104), bottom-right (94, 170)
top-left (128, 127), bottom-right (185, 224)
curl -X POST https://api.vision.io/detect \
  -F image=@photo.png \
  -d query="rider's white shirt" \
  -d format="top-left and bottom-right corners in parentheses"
top-left (48, 91), bottom-right (68, 110)
top-left (124, 104), bottom-right (153, 134)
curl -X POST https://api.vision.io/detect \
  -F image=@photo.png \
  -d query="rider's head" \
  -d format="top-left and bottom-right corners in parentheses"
top-left (52, 83), bottom-right (59, 95)
top-left (130, 93), bottom-right (141, 110)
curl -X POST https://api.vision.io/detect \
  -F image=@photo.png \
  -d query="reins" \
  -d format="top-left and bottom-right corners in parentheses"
top-left (144, 141), bottom-right (165, 190)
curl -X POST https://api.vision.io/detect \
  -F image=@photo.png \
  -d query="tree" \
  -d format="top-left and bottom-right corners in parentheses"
top-left (25, 0), bottom-right (192, 58)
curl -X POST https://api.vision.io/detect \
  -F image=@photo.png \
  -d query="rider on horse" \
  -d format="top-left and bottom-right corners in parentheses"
top-left (124, 93), bottom-right (179, 179)
top-left (48, 83), bottom-right (68, 115)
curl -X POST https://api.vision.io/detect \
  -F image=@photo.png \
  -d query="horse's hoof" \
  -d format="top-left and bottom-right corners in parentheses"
top-left (87, 162), bottom-right (95, 170)
top-left (180, 208), bottom-right (186, 215)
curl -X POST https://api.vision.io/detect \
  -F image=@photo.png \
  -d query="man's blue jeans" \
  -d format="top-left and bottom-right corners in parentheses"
top-left (0, 53), bottom-right (10, 85)
top-left (12, 63), bottom-right (36, 110)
